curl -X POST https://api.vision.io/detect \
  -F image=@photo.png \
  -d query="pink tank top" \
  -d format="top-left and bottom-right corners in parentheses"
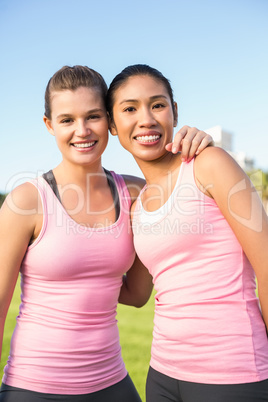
top-left (133, 159), bottom-right (268, 384)
top-left (3, 172), bottom-right (135, 394)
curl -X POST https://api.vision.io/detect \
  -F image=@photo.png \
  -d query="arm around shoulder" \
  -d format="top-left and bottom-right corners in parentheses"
top-left (119, 175), bottom-right (152, 307)
top-left (119, 254), bottom-right (153, 308)
top-left (121, 174), bottom-right (145, 205)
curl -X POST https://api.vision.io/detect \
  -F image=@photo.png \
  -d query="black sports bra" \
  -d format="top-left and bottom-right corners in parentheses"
top-left (42, 169), bottom-right (120, 221)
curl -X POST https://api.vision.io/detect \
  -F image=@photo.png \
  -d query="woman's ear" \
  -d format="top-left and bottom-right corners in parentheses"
top-left (43, 116), bottom-right (55, 136)
top-left (173, 102), bottom-right (178, 127)
top-left (108, 114), bottom-right (118, 137)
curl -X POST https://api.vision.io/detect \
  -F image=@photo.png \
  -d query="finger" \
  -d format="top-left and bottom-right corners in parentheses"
top-left (180, 127), bottom-right (200, 160)
top-left (182, 132), bottom-right (213, 161)
top-left (171, 125), bottom-right (190, 153)
top-left (165, 143), bottom-right (173, 152)
top-left (195, 135), bottom-right (214, 155)
top-left (180, 129), bottom-right (210, 161)
top-left (180, 138), bottom-right (196, 161)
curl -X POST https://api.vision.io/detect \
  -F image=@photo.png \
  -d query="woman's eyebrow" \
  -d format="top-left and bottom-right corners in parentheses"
top-left (56, 108), bottom-right (104, 119)
top-left (56, 113), bottom-right (72, 119)
top-left (119, 99), bottom-right (138, 105)
top-left (150, 95), bottom-right (168, 100)
top-left (119, 95), bottom-right (168, 105)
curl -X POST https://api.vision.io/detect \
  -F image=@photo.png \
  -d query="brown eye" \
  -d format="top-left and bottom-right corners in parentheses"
top-left (124, 107), bottom-right (136, 112)
top-left (87, 115), bottom-right (100, 120)
top-left (153, 103), bottom-right (165, 109)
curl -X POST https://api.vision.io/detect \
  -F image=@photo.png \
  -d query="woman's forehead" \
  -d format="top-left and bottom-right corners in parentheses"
top-left (114, 75), bottom-right (169, 99)
top-left (51, 87), bottom-right (103, 104)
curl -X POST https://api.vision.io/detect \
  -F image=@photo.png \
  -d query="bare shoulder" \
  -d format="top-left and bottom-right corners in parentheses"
top-left (195, 146), bottom-right (235, 169)
top-left (4, 182), bottom-right (40, 216)
top-left (121, 174), bottom-right (146, 204)
top-left (194, 146), bottom-right (250, 200)
top-left (195, 146), bottom-right (243, 182)
top-left (0, 182), bottom-right (41, 246)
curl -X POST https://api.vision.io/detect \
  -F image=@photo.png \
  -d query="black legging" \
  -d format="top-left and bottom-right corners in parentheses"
top-left (0, 374), bottom-right (141, 402)
top-left (146, 366), bottom-right (268, 402)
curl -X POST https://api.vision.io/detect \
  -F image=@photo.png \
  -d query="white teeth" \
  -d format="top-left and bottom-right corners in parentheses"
top-left (136, 135), bottom-right (160, 142)
top-left (73, 142), bottom-right (95, 148)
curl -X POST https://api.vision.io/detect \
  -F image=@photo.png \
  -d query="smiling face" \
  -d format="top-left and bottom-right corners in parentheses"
top-left (110, 75), bottom-right (177, 164)
top-left (44, 86), bottom-right (109, 169)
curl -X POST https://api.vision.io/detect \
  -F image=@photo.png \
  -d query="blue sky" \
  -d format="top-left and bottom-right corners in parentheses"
top-left (0, 0), bottom-right (267, 192)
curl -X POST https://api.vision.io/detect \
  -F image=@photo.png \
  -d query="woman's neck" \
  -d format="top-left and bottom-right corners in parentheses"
top-left (53, 159), bottom-right (106, 190)
top-left (134, 152), bottom-right (182, 186)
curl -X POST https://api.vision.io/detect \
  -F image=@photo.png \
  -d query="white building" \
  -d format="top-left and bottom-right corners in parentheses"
top-left (205, 125), bottom-right (233, 151)
top-left (205, 125), bottom-right (255, 172)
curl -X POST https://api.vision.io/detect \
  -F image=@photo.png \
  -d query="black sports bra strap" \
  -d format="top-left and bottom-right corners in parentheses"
top-left (103, 168), bottom-right (120, 221)
top-left (42, 170), bottom-right (61, 203)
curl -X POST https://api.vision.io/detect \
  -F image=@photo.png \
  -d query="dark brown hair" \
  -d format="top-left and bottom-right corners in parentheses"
top-left (106, 64), bottom-right (176, 122)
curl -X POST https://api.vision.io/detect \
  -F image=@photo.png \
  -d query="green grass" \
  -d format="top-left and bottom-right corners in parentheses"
top-left (0, 282), bottom-right (154, 401)
top-left (117, 295), bottom-right (155, 400)
top-left (1, 280), bottom-right (21, 374)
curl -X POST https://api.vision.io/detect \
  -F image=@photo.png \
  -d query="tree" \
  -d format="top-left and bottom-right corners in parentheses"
top-left (247, 169), bottom-right (268, 213)
top-left (0, 193), bottom-right (7, 207)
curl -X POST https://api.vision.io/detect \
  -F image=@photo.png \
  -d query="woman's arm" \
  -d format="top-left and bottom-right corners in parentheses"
top-left (0, 183), bottom-right (39, 360)
top-left (119, 254), bottom-right (153, 307)
top-left (195, 147), bottom-right (268, 329)
top-left (166, 125), bottom-right (214, 160)
top-left (118, 177), bottom-right (153, 307)
top-left (121, 175), bottom-right (146, 205)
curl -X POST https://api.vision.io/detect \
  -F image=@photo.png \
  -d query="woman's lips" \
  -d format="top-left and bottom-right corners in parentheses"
top-left (71, 141), bottom-right (97, 149)
top-left (135, 134), bottom-right (161, 143)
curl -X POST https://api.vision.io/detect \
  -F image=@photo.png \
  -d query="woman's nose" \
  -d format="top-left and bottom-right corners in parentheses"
top-left (138, 108), bottom-right (157, 127)
top-left (76, 120), bottom-right (90, 136)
